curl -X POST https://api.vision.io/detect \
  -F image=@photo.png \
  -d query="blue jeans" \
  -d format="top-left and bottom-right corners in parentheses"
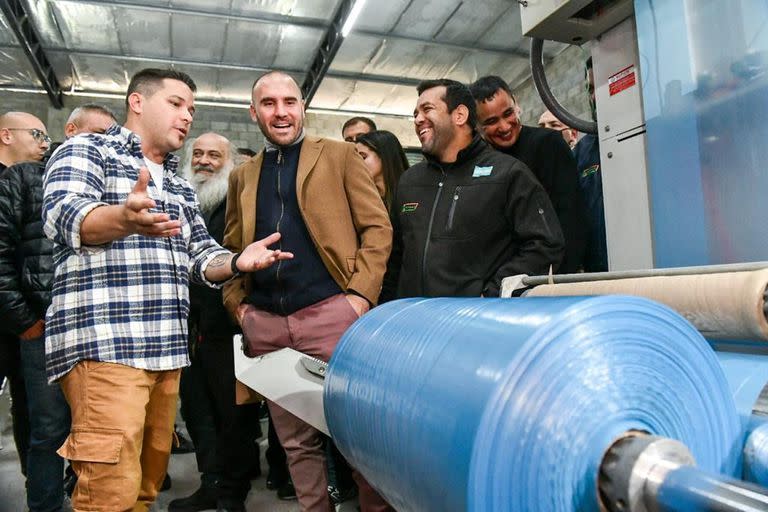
top-left (20, 335), bottom-right (71, 512)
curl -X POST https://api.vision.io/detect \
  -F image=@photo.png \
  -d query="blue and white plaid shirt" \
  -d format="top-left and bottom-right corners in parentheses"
top-left (42, 124), bottom-right (229, 382)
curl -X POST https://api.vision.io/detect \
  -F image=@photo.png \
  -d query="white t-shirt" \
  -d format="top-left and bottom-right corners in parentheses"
top-left (144, 157), bottom-right (165, 193)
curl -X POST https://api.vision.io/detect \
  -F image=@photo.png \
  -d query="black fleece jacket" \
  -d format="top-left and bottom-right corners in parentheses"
top-left (0, 161), bottom-right (54, 335)
top-left (383, 136), bottom-right (564, 299)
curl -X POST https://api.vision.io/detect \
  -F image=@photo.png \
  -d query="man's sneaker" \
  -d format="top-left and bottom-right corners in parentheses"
top-left (276, 480), bottom-right (297, 501)
top-left (172, 427), bottom-right (195, 454)
top-left (168, 486), bottom-right (217, 511)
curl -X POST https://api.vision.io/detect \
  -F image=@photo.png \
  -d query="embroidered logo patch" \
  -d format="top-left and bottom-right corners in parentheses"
top-left (401, 202), bottom-right (419, 213)
top-left (581, 164), bottom-right (600, 178)
top-left (472, 165), bottom-right (493, 178)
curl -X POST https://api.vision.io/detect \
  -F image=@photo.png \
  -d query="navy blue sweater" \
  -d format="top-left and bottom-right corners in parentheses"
top-left (247, 140), bottom-right (341, 315)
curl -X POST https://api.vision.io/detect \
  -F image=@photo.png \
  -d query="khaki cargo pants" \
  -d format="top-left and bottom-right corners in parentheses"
top-left (57, 361), bottom-right (180, 512)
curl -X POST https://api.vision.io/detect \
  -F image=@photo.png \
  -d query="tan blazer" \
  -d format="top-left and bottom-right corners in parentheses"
top-left (222, 136), bottom-right (393, 320)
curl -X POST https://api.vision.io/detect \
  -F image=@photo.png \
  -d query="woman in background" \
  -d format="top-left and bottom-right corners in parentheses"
top-left (355, 130), bottom-right (409, 211)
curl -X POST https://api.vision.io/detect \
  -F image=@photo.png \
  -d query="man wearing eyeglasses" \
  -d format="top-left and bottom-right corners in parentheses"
top-left (0, 110), bottom-right (50, 503)
top-left (0, 112), bottom-right (51, 171)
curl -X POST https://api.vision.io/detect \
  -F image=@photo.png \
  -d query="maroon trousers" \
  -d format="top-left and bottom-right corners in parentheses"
top-left (241, 294), bottom-right (394, 512)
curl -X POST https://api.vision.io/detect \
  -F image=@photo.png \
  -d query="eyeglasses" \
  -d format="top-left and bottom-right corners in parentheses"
top-left (7, 128), bottom-right (52, 144)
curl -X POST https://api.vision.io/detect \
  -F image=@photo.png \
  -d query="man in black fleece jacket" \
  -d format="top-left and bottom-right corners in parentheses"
top-left (383, 79), bottom-right (564, 300)
top-left (470, 76), bottom-right (587, 274)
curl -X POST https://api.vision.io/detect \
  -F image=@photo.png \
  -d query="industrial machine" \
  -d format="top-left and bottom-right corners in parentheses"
top-left (235, 1), bottom-right (768, 510)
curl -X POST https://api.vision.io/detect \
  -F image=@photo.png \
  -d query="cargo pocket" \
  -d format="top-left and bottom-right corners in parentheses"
top-left (57, 427), bottom-right (124, 464)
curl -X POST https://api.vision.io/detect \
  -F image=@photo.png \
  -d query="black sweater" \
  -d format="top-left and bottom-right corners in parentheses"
top-left (248, 141), bottom-right (341, 315)
top-left (188, 199), bottom-right (237, 343)
top-left (383, 136), bottom-right (564, 299)
top-left (501, 125), bottom-right (587, 273)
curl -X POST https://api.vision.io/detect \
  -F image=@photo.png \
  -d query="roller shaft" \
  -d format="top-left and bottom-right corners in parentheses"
top-left (653, 466), bottom-right (768, 512)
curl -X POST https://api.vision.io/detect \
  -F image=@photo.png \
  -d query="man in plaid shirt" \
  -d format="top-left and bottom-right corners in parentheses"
top-left (42, 68), bottom-right (292, 511)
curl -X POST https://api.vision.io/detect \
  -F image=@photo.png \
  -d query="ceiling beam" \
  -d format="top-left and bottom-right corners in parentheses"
top-left (0, 0), bottom-right (63, 108)
top-left (55, 0), bottom-right (533, 59)
top-left (302, 0), bottom-right (358, 104)
top-left (32, 47), bottom-right (423, 88)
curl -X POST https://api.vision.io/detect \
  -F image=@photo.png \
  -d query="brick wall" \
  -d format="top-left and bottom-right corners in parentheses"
top-left (512, 44), bottom-right (593, 127)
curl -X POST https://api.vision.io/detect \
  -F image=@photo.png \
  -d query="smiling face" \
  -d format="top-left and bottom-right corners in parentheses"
top-left (250, 73), bottom-right (305, 146)
top-left (192, 132), bottom-right (230, 181)
top-left (475, 88), bottom-right (522, 150)
top-left (413, 85), bottom-right (457, 160)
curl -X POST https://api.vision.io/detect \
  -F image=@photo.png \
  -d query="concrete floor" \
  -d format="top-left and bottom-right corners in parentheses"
top-left (0, 383), bottom-right (358, 512)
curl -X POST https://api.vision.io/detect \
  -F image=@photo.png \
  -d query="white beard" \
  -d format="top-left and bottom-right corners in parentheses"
top-left (181, 162), bottom-right (233, 215)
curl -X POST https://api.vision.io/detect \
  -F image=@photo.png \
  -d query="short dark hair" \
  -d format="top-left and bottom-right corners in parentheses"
top-left (469, 75), bottom-right (512, 103)
top-left (356, 130), bottom-right (409, 211)
top-left (237, 147), bottom-right (256, 157)
top-left (416, 79), bottom-right (477, 128)
top-left (342, 116), bottom-right (377, 134)
top-left (125, 68), bottom-right (197, 109)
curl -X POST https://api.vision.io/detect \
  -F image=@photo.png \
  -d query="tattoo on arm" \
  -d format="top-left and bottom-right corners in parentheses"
top-left (208, 254), bottom-right (229, 268)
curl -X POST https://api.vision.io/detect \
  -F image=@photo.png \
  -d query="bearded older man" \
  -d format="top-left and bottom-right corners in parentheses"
top-left (168, 132), bottom-right (262, 512)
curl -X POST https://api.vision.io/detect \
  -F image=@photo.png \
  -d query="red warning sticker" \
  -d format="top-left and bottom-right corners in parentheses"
top-left (608, 65), bottom-right (636, 96)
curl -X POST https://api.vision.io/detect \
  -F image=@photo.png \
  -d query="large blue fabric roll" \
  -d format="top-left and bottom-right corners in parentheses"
top-left (324, 296), bottom-right (742, 512)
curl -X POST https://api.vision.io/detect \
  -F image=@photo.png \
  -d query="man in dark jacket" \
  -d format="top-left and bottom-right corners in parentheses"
top-left (170, 132), bottom-right (277, 512)
top-left (0, 105), bottom-right (114, 512)
top-left (470, 76), bottom-right (587, 274)
top-left (384, 79), bottom-right (564, 299)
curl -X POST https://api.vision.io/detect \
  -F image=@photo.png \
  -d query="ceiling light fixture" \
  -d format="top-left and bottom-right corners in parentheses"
top-left (341, 0), bottom-right (368, 37)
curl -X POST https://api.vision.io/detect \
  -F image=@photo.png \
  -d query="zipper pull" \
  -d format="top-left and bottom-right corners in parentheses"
top-left (277, 149), bottom-right (283, 165)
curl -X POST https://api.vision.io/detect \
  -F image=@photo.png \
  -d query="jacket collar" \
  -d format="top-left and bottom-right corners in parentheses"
top-left (264, 129), bottom-right (306, 152)
top-left (423, 134), bottom-right (486, 169)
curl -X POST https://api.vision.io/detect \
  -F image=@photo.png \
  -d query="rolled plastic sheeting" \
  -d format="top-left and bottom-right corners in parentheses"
top-left (324, 296), bottom-right (742, 512)
top-left (744, 421), bottom-right (768, 486)
top-left (526, 270), bottom-right (768, 340)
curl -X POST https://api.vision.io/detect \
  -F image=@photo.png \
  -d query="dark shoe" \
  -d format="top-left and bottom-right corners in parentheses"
top-left (265, 469), bottom-right (288, 490)
top-left (172, 427), bottom-right (195, 454)
top-left (168, 486), bottom-right (217, 511)
top-left (276, 480), bottom-right (297, 501)
top-left (161, 473), bottom-right (172, 492)
top-left (328, 484), bottom-right (358, 505)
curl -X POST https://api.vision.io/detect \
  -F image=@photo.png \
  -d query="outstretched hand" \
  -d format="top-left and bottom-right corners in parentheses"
top-left (123, 167), bottom-right (181, 237)
top-left (237, 232), bottom-right (294, 272)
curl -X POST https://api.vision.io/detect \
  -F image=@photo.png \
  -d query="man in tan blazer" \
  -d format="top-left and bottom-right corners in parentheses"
top-left (223, 71), bottom-right (392, 512)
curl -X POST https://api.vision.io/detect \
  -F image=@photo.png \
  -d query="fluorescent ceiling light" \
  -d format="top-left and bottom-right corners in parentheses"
top-left (341, 0), bottom-right (367, 37)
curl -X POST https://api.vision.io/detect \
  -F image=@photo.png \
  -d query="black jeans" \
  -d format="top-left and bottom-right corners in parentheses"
top-left (179, 337), bottom-right (260, 501)
top-left (0, 336), bottom-right (29, 477)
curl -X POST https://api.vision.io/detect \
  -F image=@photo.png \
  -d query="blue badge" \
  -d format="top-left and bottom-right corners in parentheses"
top-left (472, 165), bottom-right (493, 177)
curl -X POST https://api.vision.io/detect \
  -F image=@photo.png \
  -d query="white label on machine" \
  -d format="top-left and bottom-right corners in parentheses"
top-left (233, 337), bottom-right (329, 436)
